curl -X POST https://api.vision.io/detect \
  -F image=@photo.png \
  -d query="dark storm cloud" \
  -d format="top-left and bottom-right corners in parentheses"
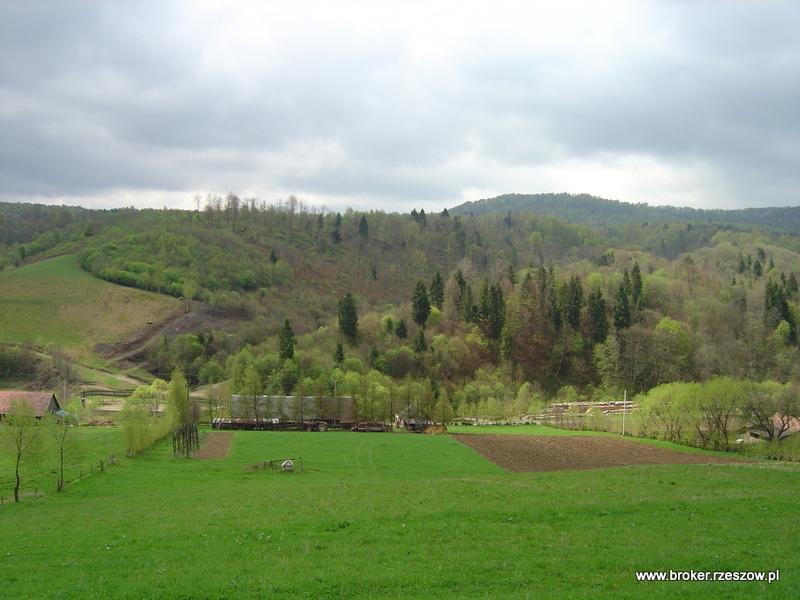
top-left (1, 1), bottom-right (798, 209)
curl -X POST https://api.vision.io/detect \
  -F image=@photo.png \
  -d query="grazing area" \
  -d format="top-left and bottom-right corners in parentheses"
top-left (0, 254), bottom-right (178, 358)
top-left (0, 426), bottom-right (123, 501)
top-left (0, 430), bottom-right (797, 598)
top-left (453, 433), bottom-right (745, 472)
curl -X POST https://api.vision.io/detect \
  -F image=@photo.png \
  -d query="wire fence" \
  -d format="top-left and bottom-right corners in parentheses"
top-left (0, 450), bottom-right (121, 505)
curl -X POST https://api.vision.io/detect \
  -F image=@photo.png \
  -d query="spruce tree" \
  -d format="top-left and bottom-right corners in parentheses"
top-left (338, 293), bottom-right (359, 344)
top-left (395, 319), bottom-right (408, 339)
top-left (413, 329), bottom-right (428, 353)
top-left (486, 283), bottom-right (505, 340)
top-left (411, 281), bottom-right (431, 328)
top-left (278, 319), bottom-right (296, 360)
top-left (787, 273), bottom-right (799, 297)
top-left (452, 270), bottom-right (466, 315)
top-left (358, 215), bottom-right (369, 237)
top-left (429, 271), bottom-right (444, 309)
top-left (463, 285), bottom-right (476, 323)
top-left (613, 283), bottom-right (631, 329)
top-left (558, 276), bottom-right (583, 329)
top-left (587, 289), bottom-right (608, 343)
top-left (333, 342), bottom-right (345, 364)
top-left (630, 262), bottom-right (642, 307)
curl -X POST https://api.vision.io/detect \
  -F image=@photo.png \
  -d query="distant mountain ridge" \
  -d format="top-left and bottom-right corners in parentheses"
top-left (450, 193), bottom-right (800, 232)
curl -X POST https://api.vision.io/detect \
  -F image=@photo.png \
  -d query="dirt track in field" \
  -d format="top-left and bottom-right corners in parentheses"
top-left (194, 432), bottom-right (233, 459)
top-left (452, 434), bottom-right (745, 472)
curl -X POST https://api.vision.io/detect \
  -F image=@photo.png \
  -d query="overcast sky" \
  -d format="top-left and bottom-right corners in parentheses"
top-left (1, 1), bottom-right (798, 212)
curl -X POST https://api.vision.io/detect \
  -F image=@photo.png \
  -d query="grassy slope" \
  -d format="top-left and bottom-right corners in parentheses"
top-left (0, 431), bottom-right (797, 599)
top-left (0, 254), bottom-right (178, 360)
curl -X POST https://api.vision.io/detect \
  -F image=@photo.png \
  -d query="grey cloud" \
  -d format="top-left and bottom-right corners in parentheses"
top-left (1, 1), bottom-right (798, 209)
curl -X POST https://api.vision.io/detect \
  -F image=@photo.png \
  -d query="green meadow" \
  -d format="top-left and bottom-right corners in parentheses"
top-left (0, 430), bottom-right (797, 599)
top-left (0, 254), bottom-right (177, 356)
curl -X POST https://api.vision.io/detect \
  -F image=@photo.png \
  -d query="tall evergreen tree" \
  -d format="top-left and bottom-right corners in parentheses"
top-left (463, 285), bottom-right (477, 323)
top-left (587, 289), bottom-right (608, 343)
top-left (333, 342), bottom-right (345, 364)
top-left (338, 293), bottom-right (359, 344)
top-left (765, 280), bottom-right (795, 343)
top-left (630, 262), bottom-right (643, 307)
top-left (395, 319), bottom-right (408, 339)
top-left (413, 329), bottom-right (428, 353)
top-left (411, 281), bottom-right (431, 328)
top-left (429, 271), bottom-right (444, 309)
top-left (452, 270), bottom-right (467, 315)
top-left (358, 215), bottom-right (369, 237)
top-left (559, 275), bottom-right (584, 329)
top-left (278, 319), bottom-right (296, 360)
top-left (787, 273), bottom-right (799, 297)
top-left (622, 268), bottom-right (631, 296)
top-left (613, 283), bottom-right (631, 330)
top-left (486, 283), bottom-right (506, 340)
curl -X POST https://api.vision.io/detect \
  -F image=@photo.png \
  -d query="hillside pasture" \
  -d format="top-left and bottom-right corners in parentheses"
top-left (0, 430), bottom-right (797, 598)
top-left (0, 254), bottom-right (178, 358)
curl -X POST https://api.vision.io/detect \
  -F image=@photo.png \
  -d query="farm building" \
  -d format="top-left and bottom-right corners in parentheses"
top-left (743, 414), bottom-right (800, 443)
top-left (0, 390), bottom-right (64, 420)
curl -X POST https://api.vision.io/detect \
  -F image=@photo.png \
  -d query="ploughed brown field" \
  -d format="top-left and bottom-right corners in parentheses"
top-left (452, 434), bottom-right (745, 472)
top-left (194, 432), bottom-right (233, 459)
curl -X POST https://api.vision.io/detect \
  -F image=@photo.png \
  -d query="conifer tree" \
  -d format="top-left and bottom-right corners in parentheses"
top-left (338, 293), bottom-right (359, 343)
top-left (411, 281), bottom-right (431, 328)
top-left (430, 271), bottom-right (444, 309)
top-left (413, 329), bottom-right (428, 353)
top-left (333, 342), bottom-right (345, 364)
top-left (358, 215), bottom-right (369, 237)
top-left (613, 282), bottom-right (631, 329)
top-left (395, 319), bottom-right (408, 339)
top-left (278, 319), bottom-right (296, 360)
top-left (587, 289), bottom-right (608, 343)
top-left (630, 262), bottom-right (643, 307)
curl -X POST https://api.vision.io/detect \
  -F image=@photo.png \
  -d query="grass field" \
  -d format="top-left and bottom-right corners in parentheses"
top-left (0, 430), bottom-right (797, 599)
top-left (0, 254), bottom-right (177, 357)
top-left (0, 426), bottom-right (124, 501)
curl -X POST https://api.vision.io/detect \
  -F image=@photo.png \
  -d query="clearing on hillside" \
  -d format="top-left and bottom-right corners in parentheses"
top-left (452, 434), bottom-right (745, 472)
top-left (0, 254), bottom-right (178, 355)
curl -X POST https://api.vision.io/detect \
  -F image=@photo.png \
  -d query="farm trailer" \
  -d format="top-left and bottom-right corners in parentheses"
top-left (215, 395), bottom-right (390, 432)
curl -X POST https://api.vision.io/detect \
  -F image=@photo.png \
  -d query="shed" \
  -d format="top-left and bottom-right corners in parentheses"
top-left (0, 391), bottom-right (62, 420)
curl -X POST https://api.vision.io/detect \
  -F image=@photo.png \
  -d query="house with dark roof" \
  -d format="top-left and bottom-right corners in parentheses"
top-left (0, 391), bottom-right (63, 420)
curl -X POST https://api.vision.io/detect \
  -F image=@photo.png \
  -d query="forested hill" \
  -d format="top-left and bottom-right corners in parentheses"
top-left (451, 193), bottom-right (800, 232)
top-left (1, 195), bottom-right (799, 413)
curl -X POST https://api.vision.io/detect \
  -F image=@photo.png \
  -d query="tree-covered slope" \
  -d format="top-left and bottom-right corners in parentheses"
top-left (451, 192), bottom-right (800, 232)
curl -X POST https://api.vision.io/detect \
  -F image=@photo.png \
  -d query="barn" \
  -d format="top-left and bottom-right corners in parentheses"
top-left (0, 390), bottom-right (64, 420)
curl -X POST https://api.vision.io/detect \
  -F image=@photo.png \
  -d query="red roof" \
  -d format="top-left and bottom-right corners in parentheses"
top-left (0, 391), bottom-right (57, 417)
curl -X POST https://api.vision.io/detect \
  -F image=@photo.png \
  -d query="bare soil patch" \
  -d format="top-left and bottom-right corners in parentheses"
top-left (452, 434), bottom-right (744, 472)
top-left (101, 304), bottom-right (238, 363)
top-left (194, 432), bottom-right (233, 459)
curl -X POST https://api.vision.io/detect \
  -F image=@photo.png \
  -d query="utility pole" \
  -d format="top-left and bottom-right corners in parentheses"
top-left (622, 389), bottom-right (627, 437)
